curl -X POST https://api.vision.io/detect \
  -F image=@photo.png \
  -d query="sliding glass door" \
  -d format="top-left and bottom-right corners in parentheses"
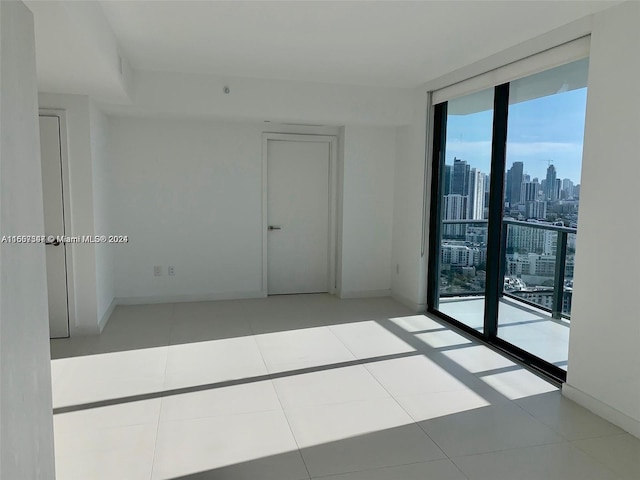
top-left (497, 59), bottom-right (588, 369)
top-left (430, 88), bottom-right (495, 332)
top-left (428, 58), bottom-right (589, 381)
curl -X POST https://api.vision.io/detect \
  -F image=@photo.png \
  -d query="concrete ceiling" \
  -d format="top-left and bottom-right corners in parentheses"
top-left (27, 1), bottom-right (618, 102)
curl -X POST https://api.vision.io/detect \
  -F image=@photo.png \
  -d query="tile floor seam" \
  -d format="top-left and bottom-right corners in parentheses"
top-left (507, 393), bottom-right (586, 444)
top-left (449, 441), bottom-right (623, 480)
top-left (246, 309), bottom-right (313, 480)
top-left (444, 433), bottom-right (568, 460)
top-left (570, 432), bottom-right (639, 477)
top-left (325, 321), bottom-right (451, 462)
top-left (280, 395), bottom-right (419, 416)
top-left (148, 303), bottom-right (175, 480)
top-left (159, 405), bottom-right (285, 424)
top-left (569, 431), bottom-right (631, 443)
top-left (447, 454), bottom-right (474, 480)
top-left (307, 458), bottom-right (464, 479)
top-left (569, 443), bottom-right (634, 480)
top-left (446, 440), bottom-right (570, 462)
top-left (447, 457), bottom-right (472, 480)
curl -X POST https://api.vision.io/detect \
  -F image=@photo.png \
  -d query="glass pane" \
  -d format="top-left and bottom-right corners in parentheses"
top-left (498, 58), bottom-right (588, 370)
top-left (435, 88), bottom-right (494, 332)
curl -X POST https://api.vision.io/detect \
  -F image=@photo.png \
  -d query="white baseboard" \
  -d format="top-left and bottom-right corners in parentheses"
top-left (338, 289), bottom-right (391, 299)
top-left (391, 292), bottom-right (426, 312)
top-left (115, 291), bottom-right (266, 306)
top-left (562, 383), bottom-right (640, 439)
top-left (97, 297), bottom-right (117, 333)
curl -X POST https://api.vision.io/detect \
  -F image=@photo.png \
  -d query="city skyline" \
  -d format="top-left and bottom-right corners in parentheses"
top-left (443, 159), bottom-right (579, 184)
top-left (445, 87), bottom-right (587, 184)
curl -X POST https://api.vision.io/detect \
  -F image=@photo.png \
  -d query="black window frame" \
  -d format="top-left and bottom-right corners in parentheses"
top-left (427, 83), bottom-right (568, 384)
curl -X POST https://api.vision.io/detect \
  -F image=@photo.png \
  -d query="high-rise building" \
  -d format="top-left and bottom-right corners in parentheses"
top-left (444, 165), bottom-right (452, 195)
top-left (467, 168), bottom-right (486, 220)
top-left (554, 178), bottom-right (562, 201)
top-left (510, 162), bottom-right (524, 205)
top-left (545, 164), bottom-right (557, 200)
top-left (562, 178), bottom-right (574, 199)
top-left (505, 166), bottom-right (512, 206)
top-left (521, 181), bottom-right (539, 202)
top-left (443, 194), bottom-right (468, 237)
top-left (526, 200), bottom-right (547, 220)
top-left (451, 158), bottom-right (470, 196)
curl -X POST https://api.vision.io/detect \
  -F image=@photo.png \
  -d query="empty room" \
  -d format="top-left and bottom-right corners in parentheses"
top-left (1, 1), bottom-right (639, 479)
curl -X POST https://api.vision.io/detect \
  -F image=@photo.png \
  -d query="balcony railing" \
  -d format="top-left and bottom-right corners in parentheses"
top-left (439, 218), bottom-right (577, 319)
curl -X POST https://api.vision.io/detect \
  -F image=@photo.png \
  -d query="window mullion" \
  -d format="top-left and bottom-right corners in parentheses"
top-left (483, 83), bottom-right (510, 338)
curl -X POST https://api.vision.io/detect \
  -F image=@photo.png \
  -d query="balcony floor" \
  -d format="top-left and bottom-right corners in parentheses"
top-left (439, 296), bottom-right (570, 368)
top-left (49, 295), bottom-right (636, 479)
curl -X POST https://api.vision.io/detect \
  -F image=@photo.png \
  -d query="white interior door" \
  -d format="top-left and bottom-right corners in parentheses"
top-left (267, 140), bottom-right (330, 294)
top-left (40, 116), bottom-right (70, 338)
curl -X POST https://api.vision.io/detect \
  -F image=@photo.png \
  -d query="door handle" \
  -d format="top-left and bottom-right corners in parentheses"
top-left (268, 226), bottom-right (282, 231)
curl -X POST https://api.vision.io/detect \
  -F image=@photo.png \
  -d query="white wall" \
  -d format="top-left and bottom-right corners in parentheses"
top-left (38, 93), bottom-right (101, 334)
top-left (564, 0), bottom-right (640, 438)
top-left (90, 101), bottom-right (115, 327)
top-left (339, 126), bottom-right (397, 297)
top-left (109, 117), bottom-right (266, 301)
top-left (391, 88), bottom-right (429, 310)
top-left (110, 117), bottom-right (401, 302)
top-left (0, 1), bottom-right (55, 477)
top-left (107, 117), bottom-right (396, 303)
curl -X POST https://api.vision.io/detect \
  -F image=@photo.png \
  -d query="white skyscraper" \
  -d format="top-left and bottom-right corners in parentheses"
top-left (443, 194), bottom-right (468, 237)
top-left (467, 168), bottom-right (486, 220)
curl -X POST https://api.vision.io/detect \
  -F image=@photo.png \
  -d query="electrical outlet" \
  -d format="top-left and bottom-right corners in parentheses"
top-left (168, 266), bottom-right (175, 276)
top-left (154, 266), bottom-right (162, 276)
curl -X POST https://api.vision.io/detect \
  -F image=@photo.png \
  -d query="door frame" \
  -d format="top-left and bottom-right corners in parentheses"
top-left (261, 133), bottom-right (339, 296)
top-left (39, 109), bottom-right (75, 338)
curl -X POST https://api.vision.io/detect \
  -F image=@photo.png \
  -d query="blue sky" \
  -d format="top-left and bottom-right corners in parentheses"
top-left (445, 87), bottom-right (587, 184)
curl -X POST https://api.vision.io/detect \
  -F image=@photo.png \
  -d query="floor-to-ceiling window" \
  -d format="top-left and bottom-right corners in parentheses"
top-left (428, 57), bottom-right (589, 381)
top-left (431, 88), bottom-right (495, 333)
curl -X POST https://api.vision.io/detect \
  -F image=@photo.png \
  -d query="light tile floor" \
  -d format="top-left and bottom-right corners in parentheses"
top-left (50, 295), bottom-right (639, 480)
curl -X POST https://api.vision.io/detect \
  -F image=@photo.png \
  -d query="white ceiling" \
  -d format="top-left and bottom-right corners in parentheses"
top-left (98, 0), bottom-right (615, 88)
top-left (27, 0), bottom-right (618, 105)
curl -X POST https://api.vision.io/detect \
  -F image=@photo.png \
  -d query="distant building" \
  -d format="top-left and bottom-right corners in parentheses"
top-left (443, 194), bottom-right (468, 237)
top-left (443, 165), bottom-right (452, 195)
top-left (509, 161), bottom-right (524, 206)
top-left (468, 168), bottom-right (486, 220)
top-left (521, 181), bottom-right (540, 202)
top-left (507, 221), bottom-right (557, 254)
top-left (441, 243), bottom-right (485, 268)
top-left (465, 226), bottom-right (488, 244)
top-left (526, 200), bottom-right (547, 220)
top-left (452, 158), bottom-right (470, 196)
top-left (545, 164), bottom-right (557, 200)
top-left (562, 178), bottom-right (574, 199)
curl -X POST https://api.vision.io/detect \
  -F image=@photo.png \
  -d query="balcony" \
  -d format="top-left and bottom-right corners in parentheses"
top-left (437, 219), bottom-right (576, 369)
